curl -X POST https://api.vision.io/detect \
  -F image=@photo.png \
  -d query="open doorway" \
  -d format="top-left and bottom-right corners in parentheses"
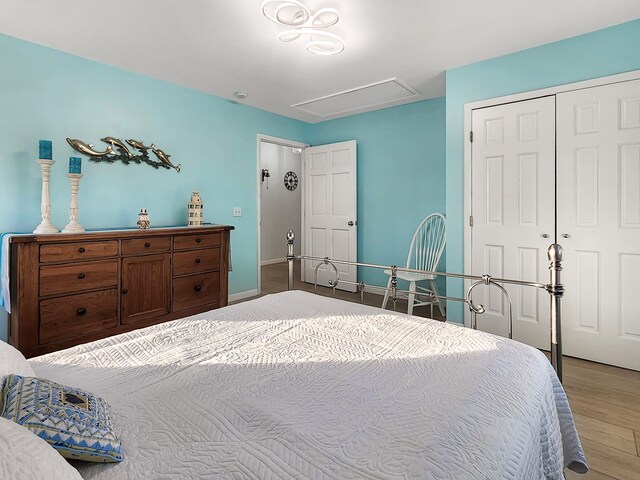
top-left (257, 135), bottom-right (306, 295)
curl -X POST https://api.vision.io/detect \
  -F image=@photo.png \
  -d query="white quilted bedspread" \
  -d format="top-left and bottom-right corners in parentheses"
top-left (30, 291), bottom-right (586, 480)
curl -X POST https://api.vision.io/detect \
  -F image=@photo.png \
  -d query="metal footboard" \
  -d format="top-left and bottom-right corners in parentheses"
top-left (285, 230), bottom-right (565, 381)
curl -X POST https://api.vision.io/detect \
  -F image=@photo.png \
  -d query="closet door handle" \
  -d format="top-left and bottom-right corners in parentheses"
top-left (122, 288), bottom-right (128, 294)
top-left (562, 233), bottom-right (570, 239)
top-left (541, 233), bottom-right (549, 239)
top-left (348, 221), bottom-right (355, 226)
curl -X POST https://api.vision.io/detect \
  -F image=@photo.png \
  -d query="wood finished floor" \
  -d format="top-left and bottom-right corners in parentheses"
top-left (245, 262), bottom-right (640, 480)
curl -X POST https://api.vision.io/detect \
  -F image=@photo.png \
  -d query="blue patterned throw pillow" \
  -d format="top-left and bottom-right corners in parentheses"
top-left (0, 375), bottom-right (124, 463)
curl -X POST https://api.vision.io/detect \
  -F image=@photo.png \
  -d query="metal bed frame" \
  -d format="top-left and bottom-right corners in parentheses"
top-left (285, 230), bottom-right (565, 382)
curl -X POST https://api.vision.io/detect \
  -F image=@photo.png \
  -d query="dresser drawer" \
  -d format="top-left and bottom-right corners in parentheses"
top-left (173, 272), bottom-right (220, 311)
top-left (173, 233), bottom-right (220, 250)
top-left (39, 289), bottom-right (118, 344)
top-left (40, 260), bottom-right (118, 297)
top-left (122, 236), bottom-right (171, 255)
top-left (173, 248), bottom-right (220, 276)
top-left (40, 241), bottom-right (118, 263)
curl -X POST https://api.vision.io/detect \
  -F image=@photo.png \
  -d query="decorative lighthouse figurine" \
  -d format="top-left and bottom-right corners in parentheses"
top-left (61, 157), bottom-right (85, 234)
top-left (33, 140), bottom-right (59, 234)
top-left (187, 191), bottom-right (203, 227)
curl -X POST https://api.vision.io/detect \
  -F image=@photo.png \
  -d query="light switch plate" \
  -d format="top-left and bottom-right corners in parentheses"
top-left (233, 207), bottom-right (242, 217)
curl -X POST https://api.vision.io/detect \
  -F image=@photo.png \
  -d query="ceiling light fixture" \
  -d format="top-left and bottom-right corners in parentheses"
top-left (261, 0), bottom-right (344, 56)
top-left (234, 91), bottom-right (248, 99)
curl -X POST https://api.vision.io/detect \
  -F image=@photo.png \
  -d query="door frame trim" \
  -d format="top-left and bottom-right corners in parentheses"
top-left (463, 69), bottom-right (640, 327)
top-left (256, 134), bottom-right (308, 296)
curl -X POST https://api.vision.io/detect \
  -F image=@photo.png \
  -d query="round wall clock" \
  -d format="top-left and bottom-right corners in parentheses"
top-left (284, 171), bottom-right (298, 191)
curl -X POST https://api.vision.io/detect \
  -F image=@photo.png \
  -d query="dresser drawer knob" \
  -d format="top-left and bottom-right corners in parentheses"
top-left (78, 247), bottom-right (86, 253)
top-left (78, 273), bottom-right (86, 279)
top-left (196, 238), bottom-right (202, 243)
top-left (194, 285), bottom-right (202, 292)
top-left (77, 308), bottom-right (87, 316)
top-left (195, 258), bottom-right (201, 264)
top-left (122, 288), bottom-right (128, 294)
top-left (145, 242), bottom-right (151, 248)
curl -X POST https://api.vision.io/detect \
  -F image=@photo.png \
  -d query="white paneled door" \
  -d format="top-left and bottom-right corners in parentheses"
top-left (303, 140), bottom-right (357, 292)
top-left (471, 96), bottom-right (556, 349)
top-left (557, 79), bottom-right (640, 371)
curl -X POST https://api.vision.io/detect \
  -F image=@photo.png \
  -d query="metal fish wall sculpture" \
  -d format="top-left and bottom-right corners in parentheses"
top-left (101, 137), bottom-right (133, 159)
top-left (66, 137), bottom-right (180, 172)
top-left (150, 144), bottom-right (181, 173)
top-left (126, 139), bottom-right (152, 153)
top-left (66, 138), bottom-right (114, 157)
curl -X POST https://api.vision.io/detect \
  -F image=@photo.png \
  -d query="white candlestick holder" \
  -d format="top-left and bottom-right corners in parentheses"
top-left (61, 173), bottom-right (85, 234)
top-left (33, 159), bottom-right (59, 234)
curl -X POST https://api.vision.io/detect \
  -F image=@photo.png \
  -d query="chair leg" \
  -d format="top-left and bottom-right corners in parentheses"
top-left (430, 279), bottom-right (446, 317)
top-left (407, 281), bottom-right (416, 315)
top-left (381, 277), bottom-right (392, 309)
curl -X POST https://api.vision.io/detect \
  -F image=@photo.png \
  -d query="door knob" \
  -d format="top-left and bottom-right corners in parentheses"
top-left (348, 221), bottom-right (355, 226)
top-left (562, 233), bottom-right (570, 239)
top-left (541, 233), bottom-right (549, 239)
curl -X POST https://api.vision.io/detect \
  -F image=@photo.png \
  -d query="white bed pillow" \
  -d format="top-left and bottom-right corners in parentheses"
top-left (0, 341), bottom-right (35, 382)
top-left (0, 416), bottom-right (83, 480)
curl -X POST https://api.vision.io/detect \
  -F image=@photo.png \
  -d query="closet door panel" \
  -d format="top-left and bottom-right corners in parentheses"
top-left (471, 96), bottom-right (555, 349)
top-left (557, 78), bottom-right (640, 371)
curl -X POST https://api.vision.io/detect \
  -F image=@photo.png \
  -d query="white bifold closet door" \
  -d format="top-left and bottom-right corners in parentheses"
top-left (557, 79), bottom-right (640, 371)
top-left (471, 96), bottom-right (556, 350)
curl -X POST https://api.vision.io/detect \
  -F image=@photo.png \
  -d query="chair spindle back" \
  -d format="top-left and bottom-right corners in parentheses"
top-left (406, 213), bottom-right (446, 272)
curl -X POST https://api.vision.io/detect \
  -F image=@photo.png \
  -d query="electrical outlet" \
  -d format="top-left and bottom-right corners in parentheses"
top-left (233, 207), bottom-right (242, 217)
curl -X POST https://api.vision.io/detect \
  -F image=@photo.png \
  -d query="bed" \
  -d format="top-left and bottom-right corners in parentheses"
top-left (27, 290), bottom-right (586, 479)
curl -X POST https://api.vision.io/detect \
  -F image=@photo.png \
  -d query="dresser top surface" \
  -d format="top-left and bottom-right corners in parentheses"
top-left (9, 224), bottom-right (234, 244)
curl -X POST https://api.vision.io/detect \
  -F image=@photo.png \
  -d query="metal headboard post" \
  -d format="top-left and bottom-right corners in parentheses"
top-left (547, 244), bottom-right (564, 382)
top-left (287, 230), bottom-right (295, 290)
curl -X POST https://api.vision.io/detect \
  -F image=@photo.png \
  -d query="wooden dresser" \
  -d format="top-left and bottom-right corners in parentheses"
top-left (8, 225), bottom-right (233, 358)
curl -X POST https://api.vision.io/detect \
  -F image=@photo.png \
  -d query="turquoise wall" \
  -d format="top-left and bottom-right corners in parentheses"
top-left (445, 19), bottom-right (640, 321)
top-left (3, 18), bottom-right (639, 341)
top-left (308, 98), bottom-right (447, 290)
top-left (0, 33), bottom-right (308, 340)
top-left (0, 34), bottom-right (446, 343)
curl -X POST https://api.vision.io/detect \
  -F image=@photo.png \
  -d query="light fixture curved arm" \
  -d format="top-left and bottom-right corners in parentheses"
top-left (261, 0), bottom-right (344, 55)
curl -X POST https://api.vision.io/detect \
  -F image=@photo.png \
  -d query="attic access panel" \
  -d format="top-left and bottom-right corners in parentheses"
top-left (292, 78), bottom-right (418, 118)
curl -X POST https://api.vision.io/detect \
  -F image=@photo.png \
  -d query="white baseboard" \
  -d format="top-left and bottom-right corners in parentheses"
top-left (228, 289), bottom-right (259, 303)
top-left (260, 258), bottom-right (286, 266)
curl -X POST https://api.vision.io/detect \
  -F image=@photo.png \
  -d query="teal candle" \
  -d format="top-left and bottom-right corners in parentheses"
top-left (69, 157), bottom-right (82, 174)
top-left (39, 140), bottom-right (52, 160)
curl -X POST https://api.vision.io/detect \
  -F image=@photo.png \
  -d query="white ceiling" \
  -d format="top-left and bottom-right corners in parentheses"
top-left (1, 1), bottom-right (639, 123)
